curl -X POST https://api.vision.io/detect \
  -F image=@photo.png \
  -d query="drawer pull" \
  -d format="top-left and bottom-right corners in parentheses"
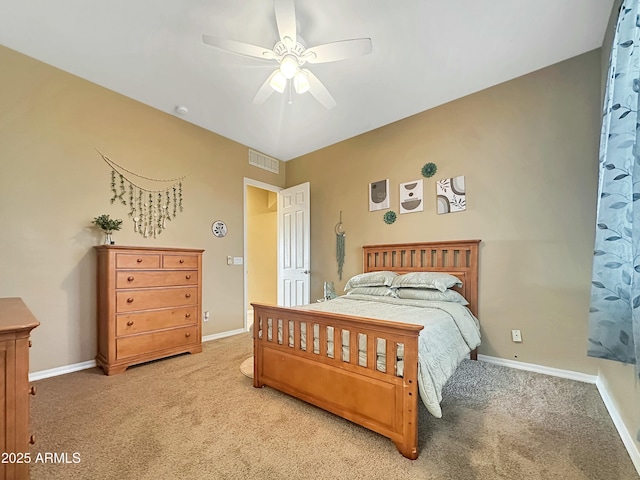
top-left (185, 332), bottom-right (191, 338)
top-left (185, 293), bottom-right (191, 298)
top-left (30, 386), bottom-right (37, 396)
top-left (127, 321), bottom-right (134, 326)
top-left (127, 276), bottom-right (135, 282)
top-left (30, 435), bottom-right (36, 445)
top-left (127, 298), bottom-right (134, 303)
top-left (179, 259), bottom-right (184, 264)
top-left (185, 274), bottom-right (191, 280)
top-left (137, 258), bottom-right (143, 263)
top-left (185, 313), bottom-right (191, 318)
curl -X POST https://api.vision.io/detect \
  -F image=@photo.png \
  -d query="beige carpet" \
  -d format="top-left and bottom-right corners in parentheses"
top-left (239, 356), bottom-right (253, 378)
top-left (29, 333), bottom-right (638, 480)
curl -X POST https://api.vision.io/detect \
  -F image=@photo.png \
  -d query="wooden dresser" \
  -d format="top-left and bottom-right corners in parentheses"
top-left (95, 246), bottom-right (204, 375)
top-left (0, 297), bottom-right (39, 480)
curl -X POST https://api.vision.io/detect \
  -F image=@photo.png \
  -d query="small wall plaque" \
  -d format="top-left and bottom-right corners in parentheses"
top-left (212, 220), bottom-right (228, 238)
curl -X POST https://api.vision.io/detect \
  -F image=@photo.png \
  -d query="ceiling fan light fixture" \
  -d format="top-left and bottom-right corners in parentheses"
top-left (203, 0), bottom-right (372, 109)
top-left (270, 71), bottom-right (287, 93)
top-left (293, 71), bottom-right (310, 94)
top-left (280, 54), bottom-right (299, 79)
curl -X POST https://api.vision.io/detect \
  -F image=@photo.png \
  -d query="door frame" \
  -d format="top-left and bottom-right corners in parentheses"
top-left (243, 177), bottom-right (282, 331)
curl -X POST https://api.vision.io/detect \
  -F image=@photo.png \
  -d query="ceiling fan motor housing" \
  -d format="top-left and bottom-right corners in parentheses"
top-left (274, 40), bottom-right (309, 61)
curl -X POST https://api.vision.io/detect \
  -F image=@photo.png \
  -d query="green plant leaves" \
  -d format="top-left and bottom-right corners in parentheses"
top-left (92, 214), bottom-right (123, 232)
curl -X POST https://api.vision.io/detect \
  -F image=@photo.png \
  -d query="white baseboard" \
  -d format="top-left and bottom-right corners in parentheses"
top-left (477, 354), bottom-right (597, 384)
top-left (479, 354), bottom-right (639, 477)
top-left (202, 328), bottom-right (246, 343)
top-left (596, 377), bottom-right (640, 476)
top-left (29, 360), bottom-right (97, 382)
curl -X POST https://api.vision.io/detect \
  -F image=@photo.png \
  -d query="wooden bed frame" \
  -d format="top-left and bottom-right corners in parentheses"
top-left (251, 240), bottom-right (480, 459)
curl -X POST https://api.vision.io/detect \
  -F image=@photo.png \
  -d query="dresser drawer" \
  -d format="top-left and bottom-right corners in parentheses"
top-left (116, 253), bottom-right (161, 269)
top-left (116, 325), bottom-right (198, 359)
top-left (163, 254), bottom-right (199, 269)
top-left (116, 287), bottom-right (198, 313)
top-left (116, 271), bottom-right (198, 289)
top-left (116, 307), bottom-right (197, 336)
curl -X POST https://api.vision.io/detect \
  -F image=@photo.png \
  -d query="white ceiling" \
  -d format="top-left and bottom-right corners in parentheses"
top-left (0, 0), bottom-right (614, 161)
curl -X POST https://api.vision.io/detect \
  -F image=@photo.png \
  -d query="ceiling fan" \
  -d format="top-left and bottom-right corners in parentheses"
top-left (202, 0), bottom-right (372, 110)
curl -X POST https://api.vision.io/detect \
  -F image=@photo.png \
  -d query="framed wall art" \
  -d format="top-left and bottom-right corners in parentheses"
top-left (436, 175), bottom-right (466, 214)
top-left (399, 179), bottom-right (423, 214)
top-left (369, 179), bottom-right (390, 211)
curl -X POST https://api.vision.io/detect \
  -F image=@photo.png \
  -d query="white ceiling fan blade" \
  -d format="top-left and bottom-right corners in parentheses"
top-left (303, 69), bottom-right (336, 110)
top-left (304, 38), bottom-right (372, 64)
top-left (253, 70), bottom-right (279, 104)
top-left (274, 0), bottom-right (297, 45)
top-left (202, 35), bottom-right (277, 62)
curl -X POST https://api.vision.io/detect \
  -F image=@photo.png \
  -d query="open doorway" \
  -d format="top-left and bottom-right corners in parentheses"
top-left (243, 178), bottom-right (280, 331)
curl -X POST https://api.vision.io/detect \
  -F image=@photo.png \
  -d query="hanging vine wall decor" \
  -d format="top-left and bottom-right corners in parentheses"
top-left (335, 211), bottom-right (346, 280)
top-left (97, 150), bottom-right (186, 238)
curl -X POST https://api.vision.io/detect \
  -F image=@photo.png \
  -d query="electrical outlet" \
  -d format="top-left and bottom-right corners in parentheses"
top-left (511, 329), bottom-right (522, 342)
top-left (203, 311), bottom-right (210, 322)
top-left (233, 256), bottom-right (243, 265)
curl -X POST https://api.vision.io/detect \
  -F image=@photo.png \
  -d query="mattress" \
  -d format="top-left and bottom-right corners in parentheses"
top-left (263, 294), bottom-right (481, 418)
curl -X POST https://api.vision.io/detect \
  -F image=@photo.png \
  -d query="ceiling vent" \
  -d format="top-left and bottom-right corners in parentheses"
top-left (249, 149), bottom-right (280, 174)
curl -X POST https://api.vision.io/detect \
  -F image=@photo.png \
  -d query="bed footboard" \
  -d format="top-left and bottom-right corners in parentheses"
top-left (252, 302), bottom-right (424, 459)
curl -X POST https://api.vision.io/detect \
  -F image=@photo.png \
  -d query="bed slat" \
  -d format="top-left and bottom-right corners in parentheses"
top-left (319, 323), bottom-right (327, 357)
top-left (349, 330), bottom-right (358, 365)
top-left (366, 335), bottom-right (375, 370)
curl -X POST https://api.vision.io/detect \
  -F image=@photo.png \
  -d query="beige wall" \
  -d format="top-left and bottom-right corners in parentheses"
top-left (246, 186), bottom-right (277, 306)
top-left (288, 44), bottom-right (640, 453)
top-left (0, 45), bottom-right (285, 372)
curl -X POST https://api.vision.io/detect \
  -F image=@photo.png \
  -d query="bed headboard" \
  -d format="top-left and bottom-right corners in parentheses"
top-left (362, 240), bottom-right (481, 318)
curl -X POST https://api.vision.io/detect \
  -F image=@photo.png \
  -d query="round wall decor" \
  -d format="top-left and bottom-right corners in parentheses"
top-left (421, 162), bottom-right (437, 178)
top-left (212, 220), bottom-right (228, 238)
top-left (383, 211), bottom-right (397, 225)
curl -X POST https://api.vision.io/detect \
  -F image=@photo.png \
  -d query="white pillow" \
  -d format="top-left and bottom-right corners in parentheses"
top-left (395, 288), bottom-right (468, 305)
top-left (391, 272), bottom-right (462, 292)
top-left (345, 286), bottom-right (398, 297)
top-left (344, 271), bottom-right (398, 291)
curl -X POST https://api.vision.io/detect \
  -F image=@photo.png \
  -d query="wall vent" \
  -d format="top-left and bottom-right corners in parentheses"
top-left (249, 149), bottom-right (279, 174)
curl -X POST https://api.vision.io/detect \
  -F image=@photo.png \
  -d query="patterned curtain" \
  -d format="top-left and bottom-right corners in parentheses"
top-left (588, 0), bottom-right (640, 377)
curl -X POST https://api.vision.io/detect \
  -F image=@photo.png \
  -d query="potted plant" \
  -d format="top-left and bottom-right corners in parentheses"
top-left (92, 214), bottom-right (123, 245)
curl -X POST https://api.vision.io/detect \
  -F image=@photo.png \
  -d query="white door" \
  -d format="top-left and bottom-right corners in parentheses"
top-left (278, 182), bottom-right (310, 306)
